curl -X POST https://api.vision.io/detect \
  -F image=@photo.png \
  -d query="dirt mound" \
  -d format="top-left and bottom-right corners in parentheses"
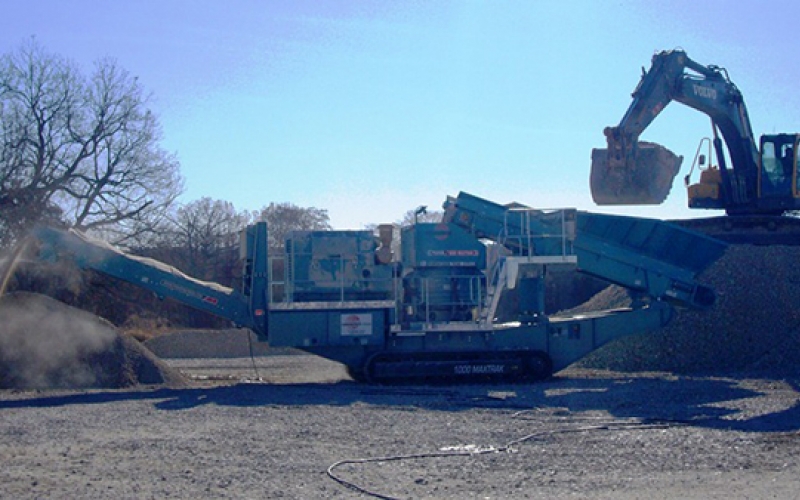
top-left (577, 244), bottom-right (800, 375)
top-left (145, 329), bottom-right (300, 359)
top-left (0, 292), bottom-right (186, 389)
top-left (558, 283), bottom-right (632, 314)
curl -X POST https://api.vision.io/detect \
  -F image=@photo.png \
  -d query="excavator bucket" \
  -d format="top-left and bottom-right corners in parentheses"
top-left (590, 141), bottom-right (683, 205)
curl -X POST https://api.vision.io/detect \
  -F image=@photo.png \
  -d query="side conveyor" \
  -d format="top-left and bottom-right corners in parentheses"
top-left (443, 191), bottom-right (726, 308)
top-left (32, 226), bottom-right (260, 333)
top-left (573, 212), bottom-right (726, 308)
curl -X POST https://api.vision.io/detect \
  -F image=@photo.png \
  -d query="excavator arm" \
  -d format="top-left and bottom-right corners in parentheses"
top-left (591, 49), bottom-right (760, 207)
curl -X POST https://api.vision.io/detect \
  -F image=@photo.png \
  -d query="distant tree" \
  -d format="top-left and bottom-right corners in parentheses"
top-left (0, 39), bottom-right (183, 248)
top-left (397, 206), bottom-right (443, 227)
top-left (254, 202), bottom-right (331, 248)
top-left (167, 197), bottom-right (250, 283)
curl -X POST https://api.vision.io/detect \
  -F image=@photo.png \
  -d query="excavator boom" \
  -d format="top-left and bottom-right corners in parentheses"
top-left (591, 49), bottom-right (761, 211)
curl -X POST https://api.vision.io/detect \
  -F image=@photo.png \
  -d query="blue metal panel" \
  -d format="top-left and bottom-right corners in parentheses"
top-left (547, 302), bottom-right (673, 371)
top-left (268, 310), bottom-right (329, 347)
top-left (268, 308), bottom-right (387, 348)
top-left (285, 230), bottom-right (394, 301)
top-left (401, 223), bottom-right (486, 269)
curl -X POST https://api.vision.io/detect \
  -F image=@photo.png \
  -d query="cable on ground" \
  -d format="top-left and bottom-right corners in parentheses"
top-left (327, 418), bottom-right (682, 500)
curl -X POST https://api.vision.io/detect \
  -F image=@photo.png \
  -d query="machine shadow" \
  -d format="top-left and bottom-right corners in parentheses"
top-left (2, 372), bottom-right (799, 433)
top-left (531, 372), bottom-right (800, 433)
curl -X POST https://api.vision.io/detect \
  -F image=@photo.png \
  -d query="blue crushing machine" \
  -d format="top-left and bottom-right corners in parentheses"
top-left (32, 191), bottom-right (726, 383)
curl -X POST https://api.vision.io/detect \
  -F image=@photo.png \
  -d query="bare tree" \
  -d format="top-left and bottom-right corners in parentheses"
top-left (254, 202), bottom-right (332, 248)
top-left (397, 206), bottom-right (443, 227)
top-left (167, 197), bottom-right (251, 283)
top-left (0, 39), bottom-right (182, 248)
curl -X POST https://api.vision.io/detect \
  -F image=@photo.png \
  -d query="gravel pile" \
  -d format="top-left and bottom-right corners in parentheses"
top-left (0, 292), bottom-right (186, 389)
top-left (577, 244), bottom-right (800, 375)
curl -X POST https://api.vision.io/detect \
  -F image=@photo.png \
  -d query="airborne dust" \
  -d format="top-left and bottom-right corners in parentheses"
top-left (0, 242), bottom-right (184, 389)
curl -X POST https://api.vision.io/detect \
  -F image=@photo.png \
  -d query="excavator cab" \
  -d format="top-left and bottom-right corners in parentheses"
top-left (759, 134), bottom-right (800, 199)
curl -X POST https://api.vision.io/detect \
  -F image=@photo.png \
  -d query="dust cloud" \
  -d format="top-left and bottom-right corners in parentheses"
top-left (0, 292), bottom-right (186, 389)
top-left (0, 235), bottom-right (106, 388)
top-left (0, 292), bottom-right (117, 388)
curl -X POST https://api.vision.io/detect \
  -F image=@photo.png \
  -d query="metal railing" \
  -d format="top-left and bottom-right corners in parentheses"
top-left (500, 207), bottom-right (577, 260)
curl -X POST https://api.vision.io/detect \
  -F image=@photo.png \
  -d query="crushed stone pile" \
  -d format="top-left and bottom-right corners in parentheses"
top-left (0, 292), bottom-right (186, 389)
top-left (145, 329), bottom-right (300, 359)
top-left (576, 244), bottom-right (800, 376)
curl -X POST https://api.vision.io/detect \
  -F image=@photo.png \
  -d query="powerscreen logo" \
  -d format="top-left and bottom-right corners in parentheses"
top-left (341, 313), bottom-right (372, 336)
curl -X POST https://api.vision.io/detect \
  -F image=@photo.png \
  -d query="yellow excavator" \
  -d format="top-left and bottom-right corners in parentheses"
top-left (591, 49), bottom-right (800, 243)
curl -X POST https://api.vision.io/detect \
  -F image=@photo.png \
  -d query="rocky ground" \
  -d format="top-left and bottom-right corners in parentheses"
top-left (2, 351), bottom-right (800, 499)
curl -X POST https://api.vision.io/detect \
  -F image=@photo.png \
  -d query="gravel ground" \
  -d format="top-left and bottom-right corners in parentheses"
top-left (2, 356), bottom-right (800, 499)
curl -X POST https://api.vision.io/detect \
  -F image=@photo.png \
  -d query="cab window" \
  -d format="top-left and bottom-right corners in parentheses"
top-left (760, 137), bottom-right (796, 195)
top-left (761, 141), bottom-right (785, 194)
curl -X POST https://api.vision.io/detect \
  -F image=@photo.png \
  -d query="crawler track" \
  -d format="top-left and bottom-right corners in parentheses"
top-left (354, 350), bottom-right (554, 384)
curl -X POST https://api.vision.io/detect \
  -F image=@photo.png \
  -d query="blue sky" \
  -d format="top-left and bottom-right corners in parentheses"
top-left (3, 1), bottom-right (798, 228)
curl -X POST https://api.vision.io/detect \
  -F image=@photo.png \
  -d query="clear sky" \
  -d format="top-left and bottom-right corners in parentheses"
top-left (2, 0), bottom-right (798, 229)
